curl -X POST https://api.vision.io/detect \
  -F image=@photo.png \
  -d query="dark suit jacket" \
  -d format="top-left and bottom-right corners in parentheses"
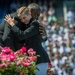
top-left (0, 12), bottom-right (25, 51)
top-left (0, 12), bottom-right (17, 41)
top-left (0, 14), bottom-right (16, 47)
top-left (10, 18), bottom-right (50, 64)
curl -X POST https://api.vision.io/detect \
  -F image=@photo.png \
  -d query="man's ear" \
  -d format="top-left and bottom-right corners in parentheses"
top-left (31, 9), bottom-right (37, 19)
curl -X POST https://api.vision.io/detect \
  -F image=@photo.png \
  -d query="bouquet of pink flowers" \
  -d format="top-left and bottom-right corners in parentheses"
top-left (0, 46), bottom-right (37, 75)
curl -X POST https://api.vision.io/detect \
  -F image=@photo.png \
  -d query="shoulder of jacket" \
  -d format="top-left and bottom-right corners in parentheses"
top-left (30, 19), bottom-right (38, 25)
top-left (10, 12), bottom-right (17, 17)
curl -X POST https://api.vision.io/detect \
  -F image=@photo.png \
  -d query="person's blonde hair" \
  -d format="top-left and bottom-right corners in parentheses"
top-left (17, 6), bottom-right (27, 17)
top-left (20, 7), bottom-right (30, 15)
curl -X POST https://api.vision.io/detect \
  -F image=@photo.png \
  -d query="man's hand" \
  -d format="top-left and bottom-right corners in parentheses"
top-left (39, 23), bottom-right (46, 36)
top-left (5, 14), bottom-right (15, 27)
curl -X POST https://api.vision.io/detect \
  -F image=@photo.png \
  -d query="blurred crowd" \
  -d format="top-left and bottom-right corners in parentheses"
top-left (40, 4), bottom-right (75, 75)
top-left (0, 0), bottom-right (75, 75)
top-left (42, 12), bottom-right (75, 75)
top-left (38, 1), bottom-right (75, 75)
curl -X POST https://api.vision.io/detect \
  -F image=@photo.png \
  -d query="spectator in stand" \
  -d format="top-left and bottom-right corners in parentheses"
top-left (67, 8), bottom-right (74, 24)
top-left (48, 7), bottom-right (57, 23)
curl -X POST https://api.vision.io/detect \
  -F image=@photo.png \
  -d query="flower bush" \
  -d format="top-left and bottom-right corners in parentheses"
top-left (47, 63), bottom-right (54, 75)
top-left (0, 46), bottom-right (37, 75)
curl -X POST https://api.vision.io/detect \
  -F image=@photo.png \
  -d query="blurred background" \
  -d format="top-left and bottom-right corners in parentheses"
top-left (0, 0), bottom-right (75, 75)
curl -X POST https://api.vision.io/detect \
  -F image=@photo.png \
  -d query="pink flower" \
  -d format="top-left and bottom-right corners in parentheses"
top-left (28, 48), bottom-right (36, 56)
top-left (22, 59), bottom-right (30, 67)
top-left (19, 46), bottom-right (26, 54)
top-left (2, 47), bottom-right (11, 54)
top-left (28, 56), bottom-right (36, 61)
top-left (16, 60), bottom-right (21, 66)
top-left (0, 54), bottom-right (7, 61)
top-left (48, 62), bottom-right (52, 67)
top-left (7, 53), bottom-right (16, 61)
top-left (21, 46), bottom-right (26, 51)
top-left (22, 62), bottom-right (30, 67)
top-left (3, 63), bottom-right (9, 67)
top-left (50, 70), bottom-right (54, 72)
top-left (0, 64), bottom-right (4, 68)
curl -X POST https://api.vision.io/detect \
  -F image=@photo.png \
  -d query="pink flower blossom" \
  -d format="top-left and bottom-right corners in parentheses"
top-left (48, 62), bottom-right (52, 67)
top-left (16, 60), bottom-right (22, 66)
top-left (3, 63), bottom-right (9, 67)
top-left (2, 47), bottom-right (11, 54)
top-left (7, 53), bottom-right (16, 61)
top-left (28, 56), bottom-right (36, 61)
top-left (0, 54), bottom-right (7, 61)
top-left (22, 59), bottom-right (30, 67)
top-left (0, 64), bottom-right (4, 68)
top-left (19, 46), bottom-right (26, 54)
top-left (50, 70), bottom-right (54, 72)
top-left (22, 62), bottom-right (30, 67)
top-left (28, 48), bottom-right (36, 56)
top-left (21, 46), bottom-right (26, 51)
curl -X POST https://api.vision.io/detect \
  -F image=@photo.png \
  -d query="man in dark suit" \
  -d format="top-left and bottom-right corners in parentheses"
top-left (0, 5), bottom-right (47, 51)
top-left (0, 7), bottom-right (26, 51)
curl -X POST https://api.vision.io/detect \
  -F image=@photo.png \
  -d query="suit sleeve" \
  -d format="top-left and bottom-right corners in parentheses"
top-left (11, 22), bottom-right (39, 40)
top-left (0, 20), bottom-right (5, 31)
top-left (0, 12), bottom-right (17, 31)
